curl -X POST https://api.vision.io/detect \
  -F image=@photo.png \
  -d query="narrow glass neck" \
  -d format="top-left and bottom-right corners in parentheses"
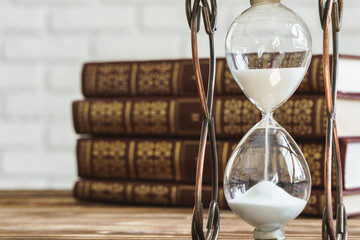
top-left (262, 112), bottom-right (274, 120)
top-left (250, 0), bottom-right (280, 6)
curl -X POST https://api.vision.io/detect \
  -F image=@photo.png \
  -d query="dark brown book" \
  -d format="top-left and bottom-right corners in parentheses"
top-left (303, 188), bottom-right (360, 217)
top-left (73, 179), bottom-right (227, 209)
top-left (81, 55), bottom-right (326, 97)
top-left (77, 137), bottom-right (336, 189)
top-left (72, 94), bottom-right (328, 139)
top-left (76, 137), bottom-right (234, 185)
top-left (73, 179), bottom-right (360, 217)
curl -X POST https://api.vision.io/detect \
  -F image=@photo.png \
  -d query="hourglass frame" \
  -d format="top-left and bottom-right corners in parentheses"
top-left (186, 0), bottom-right (347, 239)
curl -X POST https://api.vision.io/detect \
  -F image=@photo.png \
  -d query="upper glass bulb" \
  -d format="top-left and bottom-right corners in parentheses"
top-left (225, 0), bottom-right (312, 114)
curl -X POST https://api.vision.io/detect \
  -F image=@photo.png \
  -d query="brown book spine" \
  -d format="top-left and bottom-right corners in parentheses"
top-left (72, 95), bottom-right (327, 139)
top-left (81, 55), bottom-right (326, 97)
top-left (302, 188), bottom-right (336, 216)
top-left (72, 179), bottom-right (343, 217)
top-left (73, 179), bottom-right (227, 208)
top-left (77, 138), bottom-right (234, 185)
top-left (302, 188), bottom-right (360, 217)
top-left (77, 138), bottom-right (336, 189)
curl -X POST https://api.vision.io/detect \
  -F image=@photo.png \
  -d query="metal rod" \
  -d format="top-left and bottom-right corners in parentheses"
top-left (186, 0), bottom-right (219, 239)
top-left (319, 0), bottom-right (347, 239)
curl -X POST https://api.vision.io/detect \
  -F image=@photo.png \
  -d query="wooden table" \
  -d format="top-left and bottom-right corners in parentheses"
top-left (0, 191), bottom-right (359, 239)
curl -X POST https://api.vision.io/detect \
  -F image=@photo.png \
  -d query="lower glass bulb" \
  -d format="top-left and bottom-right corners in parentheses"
top-left (223, 116), bottom-right (311, 238)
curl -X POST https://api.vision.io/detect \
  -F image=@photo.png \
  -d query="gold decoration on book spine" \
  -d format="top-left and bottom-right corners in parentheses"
top-left (241, 101), bottom-right (259, 132)
top-left (136, 141), bottom-right (173, 180)
top-left (274, 99), bottom-right (314, 135)
top-left (92, 140), bottom-right (127, 178)
top-left (222, 99), bottom-right (258, 134)
top-left (319, 194), bottom-right (336, 214)
top-left (244, 51), bottom-right (306, 69)
top-left (134, 184), bottom-right (151, 203)
top-left (223, 99), bottom-right (242, 134)
top-left (138, 62), bottom-right (172, 95)
top-left (96, 64), bottom-right (131, 95)
top-left (131, 184), bottom-right (169, 205)
top-left (297, 57), bottom-right (324, 92)
top-left (310, 56), bottom-right (325, 92)
top-left (320, 99), bottom-right (327, 136)
top-left (304, 195), bottom-right (319, 215)
top-left (292, 99), bottom-right (314, 134)
top-left (298, 68), bottom-right (311, 92)
top-left (90, 182), bottom-right (125, 201)
top-left (133, 101), bottom-right (168, 134)
top-left (300, 143), bottom-right (323, 186)
top-left (151, 185), bottom-right (169, 204)
top-left (90, 101), bottom-right (124, 134)
top-left (224, 64), bottom-right (241, 94)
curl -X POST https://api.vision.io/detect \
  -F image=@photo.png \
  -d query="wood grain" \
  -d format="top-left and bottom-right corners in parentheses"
top-left (0, 191), bottom-right (359, 239)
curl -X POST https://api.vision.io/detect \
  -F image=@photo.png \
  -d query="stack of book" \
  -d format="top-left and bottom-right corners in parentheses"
top-left (72, 55), bottom-right (360, 216)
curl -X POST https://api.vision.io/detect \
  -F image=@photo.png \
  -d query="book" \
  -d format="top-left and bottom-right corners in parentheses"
top-left (76, 137), bottom-right (234, 185)
top-left (81, 55), bottom-right (360, 98)
top-left (76, 137), bottom-right (338, 189)
top-left (303, 187), bottom-right (360, 217)
top-left (72, 94), bottom-right (329, 139)
top-left (73, 179), bottom-right (360, 217)
top-left (73, 179), bottom-right (227, 209)
top-left (81, 55), bottom-right (326, 97)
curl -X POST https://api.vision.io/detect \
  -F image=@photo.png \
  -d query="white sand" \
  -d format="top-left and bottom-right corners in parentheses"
top-left (232, 67), bottom-right (306, 113)
top-left (228, 181), bottom-right (307, 232)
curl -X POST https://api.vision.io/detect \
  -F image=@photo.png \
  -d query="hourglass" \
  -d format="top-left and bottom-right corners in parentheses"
top-left (223, 0), bottom-right (312, 239)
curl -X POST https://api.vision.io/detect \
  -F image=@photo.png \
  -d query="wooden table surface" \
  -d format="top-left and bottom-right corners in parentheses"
top-left (0, 191), bottom-right (359, 239)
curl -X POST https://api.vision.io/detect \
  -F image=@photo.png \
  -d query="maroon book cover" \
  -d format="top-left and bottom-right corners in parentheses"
top-left (81, 55), bottom-right (327, 97)
top-left (72, 94), bottom-right (327, 139)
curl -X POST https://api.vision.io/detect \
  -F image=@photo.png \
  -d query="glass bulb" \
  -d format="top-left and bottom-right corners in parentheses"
top-left (223, 1), bottom-right (312, 239)
top-left (225, 0), bottom-right (312, 113)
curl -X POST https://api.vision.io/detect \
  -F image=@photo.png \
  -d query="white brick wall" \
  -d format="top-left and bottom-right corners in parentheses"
top-left (0, 0), bottom-right (358, 189)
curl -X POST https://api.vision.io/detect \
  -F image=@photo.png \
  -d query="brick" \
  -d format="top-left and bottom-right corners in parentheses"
top-left (4, 36), bottom-right (89, 60)
top-left (4, 93), bottom-right (74, 119)
top-left (2, 151), bottom-right (76, 175)
top-left (340, 33), bottom-right (360, 55)
top-left (340, 5), bottom-right (360, 33)
top-left (0, 7), bottom-right (45, 32)
top-left (10, 0), bottom-right (88, 7)
top-left (0, 121), bottom-right (43, 148)
top-left (48, 64), bottom-right (82, 92)
top-left (51, 6), bottom-right (136, 32)
top-left (94, 33), bottom-right (182, 60)
top-left (46, 176), bottom-right (78, 189)
top-left (46, 121), bottom-right (77, 150)
top-left (182, 32), bottom-right (228, 59)
top-left (0, 64), bottom-right (44, 91)
top-left (142, 5), bottom-right (187, 32)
